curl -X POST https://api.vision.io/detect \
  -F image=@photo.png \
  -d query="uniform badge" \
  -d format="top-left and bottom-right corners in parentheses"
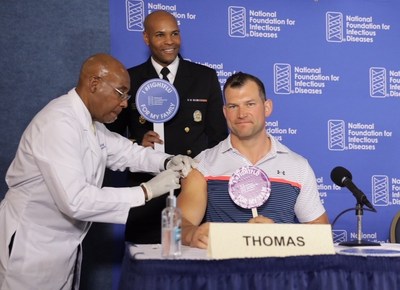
top-left (139, 115), bottom-right (146, 124)
top-left (193, 110), bottom-right (202, 122)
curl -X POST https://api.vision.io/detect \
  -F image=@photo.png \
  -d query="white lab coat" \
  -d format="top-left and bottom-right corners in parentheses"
top-left (0, 89), bottom-right (169, 290)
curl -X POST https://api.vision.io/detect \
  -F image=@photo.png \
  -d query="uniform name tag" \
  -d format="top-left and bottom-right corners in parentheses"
top-left (207, 223), bottom-right (335, 259)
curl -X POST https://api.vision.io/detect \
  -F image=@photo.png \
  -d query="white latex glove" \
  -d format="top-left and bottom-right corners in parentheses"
top-left (166, 155), bottom-right (198, 177)
top-left (141, 169), bottom-right (181, 201)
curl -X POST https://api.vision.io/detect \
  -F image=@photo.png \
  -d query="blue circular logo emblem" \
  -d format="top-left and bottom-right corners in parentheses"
top-left (136, 79), bottom-right (180, 123)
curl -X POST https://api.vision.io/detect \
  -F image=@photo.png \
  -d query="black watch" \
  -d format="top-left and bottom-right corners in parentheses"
top-left (164, 156), bottom-right (173, 170)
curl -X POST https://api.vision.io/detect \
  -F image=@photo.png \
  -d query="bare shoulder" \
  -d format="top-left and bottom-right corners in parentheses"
top-left (181, 168), bottom-right (206, 186)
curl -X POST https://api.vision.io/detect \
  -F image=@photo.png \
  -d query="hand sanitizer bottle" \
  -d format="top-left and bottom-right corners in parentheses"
top-left (161, 190), bottom-right (182, 258)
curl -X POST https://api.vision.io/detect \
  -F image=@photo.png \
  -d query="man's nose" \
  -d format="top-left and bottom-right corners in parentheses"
top-left (120, 99), bottom-right (128, 108)
top-left (238, 107), bottom-right (247, 118)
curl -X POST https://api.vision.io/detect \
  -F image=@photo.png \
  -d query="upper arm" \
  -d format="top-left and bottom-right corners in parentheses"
top-left (305, 212), bottom-right (330, 224)
top-left (177, 169), bottom-right (207, 226)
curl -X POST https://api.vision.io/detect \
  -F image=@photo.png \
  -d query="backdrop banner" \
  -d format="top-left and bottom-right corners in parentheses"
top-left (110, 0), bottom-right (400, 245)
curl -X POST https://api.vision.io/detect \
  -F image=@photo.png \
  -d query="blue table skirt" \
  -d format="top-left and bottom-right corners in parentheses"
top-left (118, 246), bottom-right (400, 290)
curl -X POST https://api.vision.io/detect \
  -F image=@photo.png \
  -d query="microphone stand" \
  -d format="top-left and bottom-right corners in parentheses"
top-left (339, 203), bottom-right (380, 247)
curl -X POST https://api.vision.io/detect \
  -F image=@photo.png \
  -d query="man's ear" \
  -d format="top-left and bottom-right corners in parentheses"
top-left (89, 76), bottom-right (100, 94)
top-left (223, 105), bottom-right (227, 119)
top-left (143, 32), bottom-right (150, 46)
top-left (264, 99), bottom-right (273, 117)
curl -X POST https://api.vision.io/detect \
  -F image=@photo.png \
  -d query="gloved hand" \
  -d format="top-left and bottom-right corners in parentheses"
top-left (141, 169), bottom-right (181, 201)
top-left (166, 155), bottom-right (198, 177)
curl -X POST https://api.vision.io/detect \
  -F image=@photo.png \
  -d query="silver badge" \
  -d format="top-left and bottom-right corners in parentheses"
top-left (193, 110), bottom-right (202, 122)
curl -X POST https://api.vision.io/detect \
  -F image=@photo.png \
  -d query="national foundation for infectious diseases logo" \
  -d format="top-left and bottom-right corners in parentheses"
top-left (273, 63), bottom-right (291, 94)
top-left (273, 63), bottom-right (338, 95)
top-left (327, 120), bottom-right (345, 151)
top-left (332, 230), bottom-right (347, 244)
top-left (126, 0), bottom-right (145, 31)
top-left (371, 175), bottom-right (390, 206)
top-left (369, 67), bottom-right (387, 98)
top-left (228, 6), bottom-right (246, 37)
top-left (326, 12), bottom-right (343, 42)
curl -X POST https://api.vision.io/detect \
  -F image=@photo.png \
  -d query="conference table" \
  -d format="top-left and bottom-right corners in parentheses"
top-left (118, 243), bottom-right (400, 290)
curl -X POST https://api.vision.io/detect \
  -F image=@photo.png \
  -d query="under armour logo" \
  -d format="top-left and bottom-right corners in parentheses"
top-left (277, 170), bottom-right (286, 175)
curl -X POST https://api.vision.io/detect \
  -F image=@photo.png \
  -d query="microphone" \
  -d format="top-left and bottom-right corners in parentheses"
top-left (330, 166), bottom-right (376, 212)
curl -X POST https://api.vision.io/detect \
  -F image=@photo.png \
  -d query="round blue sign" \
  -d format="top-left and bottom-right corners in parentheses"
top-left (135, 79), bottom-right (180, 123)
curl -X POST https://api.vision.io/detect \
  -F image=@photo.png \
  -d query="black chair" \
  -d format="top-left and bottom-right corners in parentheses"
top-left (390, 211), bottom-right (400, 243)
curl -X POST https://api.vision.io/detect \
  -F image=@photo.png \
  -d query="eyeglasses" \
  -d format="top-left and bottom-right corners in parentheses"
top-left (96, 76), bottom-right (131, 101)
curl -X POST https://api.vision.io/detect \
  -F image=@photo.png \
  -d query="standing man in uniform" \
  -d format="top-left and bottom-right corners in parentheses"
top-left (107, 10), bottom-right (228, 244)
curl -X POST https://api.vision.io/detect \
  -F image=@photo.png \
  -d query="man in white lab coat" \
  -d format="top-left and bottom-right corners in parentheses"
top-left (0, 53), bottom-right (194, 290)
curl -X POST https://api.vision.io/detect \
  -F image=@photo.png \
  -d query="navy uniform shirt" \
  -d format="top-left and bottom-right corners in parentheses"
top-left (106, 56), bottom-right (228, 244)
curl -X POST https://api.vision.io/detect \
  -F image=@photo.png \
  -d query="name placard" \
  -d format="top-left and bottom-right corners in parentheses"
top-left (207, 223), bottom-right (335, 259)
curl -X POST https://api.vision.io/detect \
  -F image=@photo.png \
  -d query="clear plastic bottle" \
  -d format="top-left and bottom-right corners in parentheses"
top-left (161, 190), bottom-right (182, 258)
